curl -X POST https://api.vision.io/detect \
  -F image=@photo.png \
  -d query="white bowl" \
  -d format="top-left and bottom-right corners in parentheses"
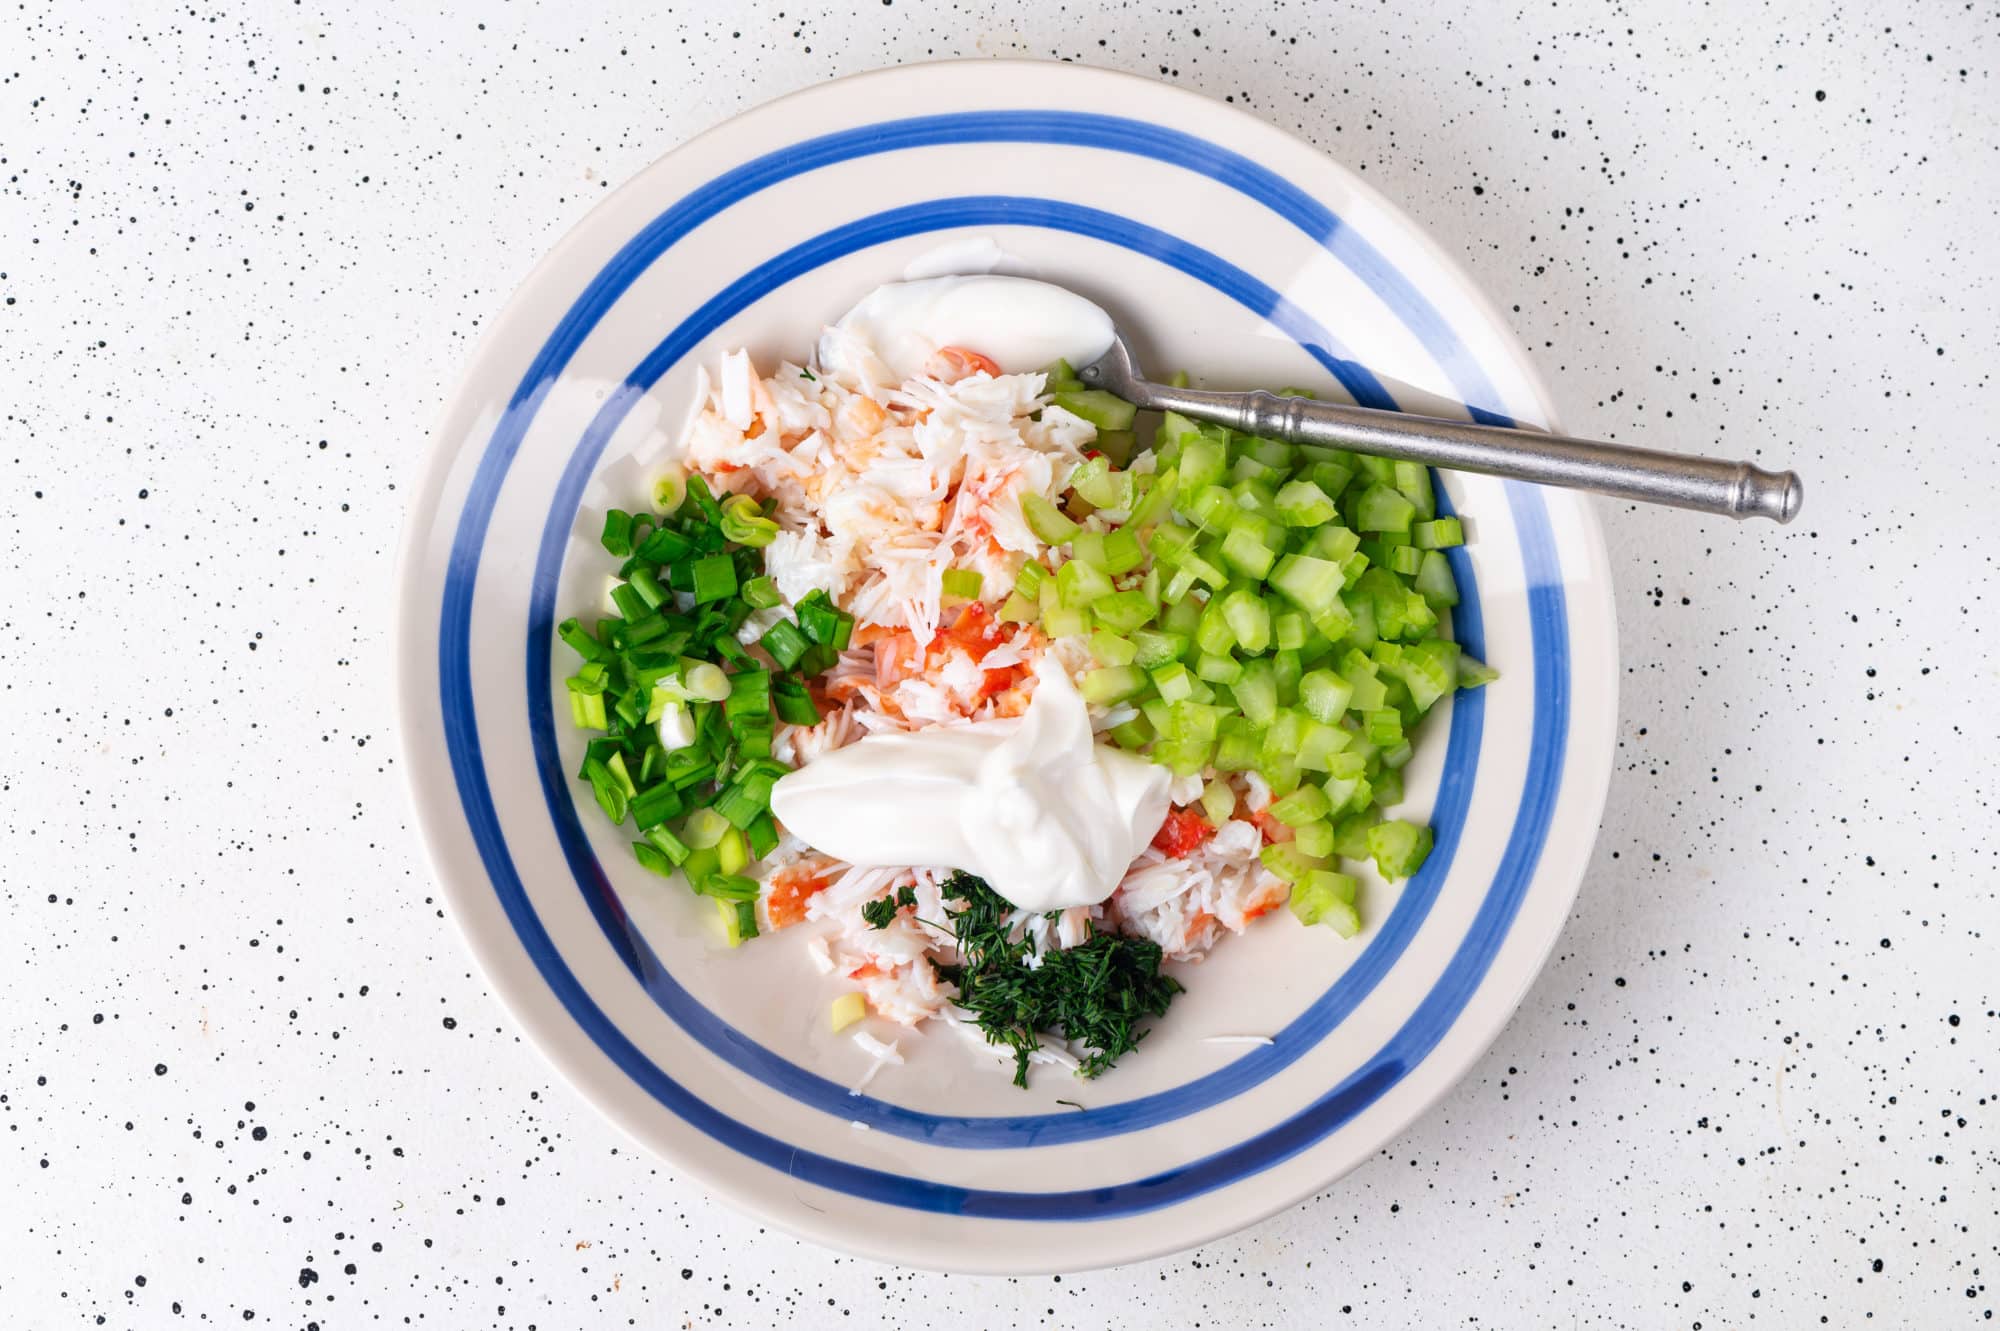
top-left (395, 60), bottom-right (1618, 1273)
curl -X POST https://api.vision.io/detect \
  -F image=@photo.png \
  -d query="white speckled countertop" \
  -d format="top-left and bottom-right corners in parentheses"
top-left (4, 3), bottom-right (1995, 1326)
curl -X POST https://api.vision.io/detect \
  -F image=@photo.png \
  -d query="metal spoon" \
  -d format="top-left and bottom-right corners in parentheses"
top-left (1076, 334), bottom-right (1804, 523)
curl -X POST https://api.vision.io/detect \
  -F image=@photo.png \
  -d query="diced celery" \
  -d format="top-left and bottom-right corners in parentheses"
top-left (1299, 668), bottom-right (1356, 723)
top-left (1022, 493), bottom-right (1080, 544)
top-left (1095, 428), bottom-right (1137, 467)
top-left (1178, 434), bottom-right (1229, 492)
top-left (1081, 665), bottom-right (1150, 705)
top-left (1230, 454), bottom-right (1285, 487)
top-left (1272, 648), bottom-right (1303, 705)
top-left (997, 590), bottom-right (1039, 624)
top-left (941, 567), bottom-right (984, 604)
top-left (1042, 605), bottom-right (1089, 638)
top-left (1169, 699), bottom-right (1224, 743)
top-left (1269, 784), bottom-right (1331, 826)
top-left (1231, 658), bottom-right (1279, 727)
top-left (1213, 719), bottom-right (1262, 771)
top-left (1051, 388), bottom-right (1138, 431)
top-left (1292, 818), bottom-right (1336, 859)
top-left (1412, 516), bottom-right (1464, 549)
top-left (1414, 549), bottom-right (1459, 608)
top-left (1100, 527), bottom-right (1145, 575)
top-left (1395, 638), bottom-right (1461, 712)
top-left (1304, 523), bottom-right (1361, 563)
top-left (1070, 529), bottom-right (1109, 571)
top-left (1311, 597), bottom-right (1357, 646)
top-left (1186, 484), bottom-right (1239, 533)
top-left (1261, 707), bottom-right (1310, 767)
top-left (1164, 567), bottom-right (1201, 604)
top-left (1393, 461), bottom-right (1435, 520)
top-left (1126, 467), bottom-right (1176, 528)
top-left (1220, 525), bottom-right (1277, 580)
top-left (1057, 557), bottom-right (1116, 607)
top-left (1089, 631), bottom-right (1139, 667)
top-left (1130, 628), bottom-right (1191, 668)
top-left (1219, 587), bottom-right (1272, 654)
top-left (1296, 718), bottom-right (1352, 771)
top-left (1091, 589), bottom-right (1156, 634)
top-left (1309, 460), bottom-right (1355, 498)
top-left (1372, 766), bottom-right (1404, 808)
top-left (1289, 867), bottom-right (1359, 930)
top-left (1364, 708), bottom-right (1404, 748)
top-left (1388, 544), bottom-right (1425, 576)
top-left (1183, 544), bottom-right (1231, 590)
top-left (1109, 713), bottom-right (1155, 750)
top-left (1381, 740), bottom-right (1414, 769)
top-left (1274, 478), bottom-right (1338, 527)
top-left (1162, 596), bottom-right (1204, 637)
top-left (1199, 779), bottom-right (1237, 827)
top-left (1155, 410), bottom-right (1203, 451)
top-left (1148, 522), bottom-right (1198, 567)
top-left (1152, 734), bottom-right (1214, 777)
top-left (1341, 653), bottom-right (1389, 711)
top-left (1195, 595), bottom-right (1238, 656)
top-left (1355, 453), bottom-right (1398, 485)
top-left (1259, 841), bottom-right (1328, 883)
top-left (1151, 661), bottom-right (1195, 703)
top-left (1043, 357), bottom-right (1083, 391)
top-left (1268, 553), bottom-right (1345, 616)
top-left (1367, 819), bottom-right (1434, 879)
top-left (1458, 656), bottom-right (1500, 688)
top-left (1242, 434), bottom-right (1294, 469)
top-left (1070, 456), bottom-right (1114, 506)
top-left (1333, 811), bottom-right (1380, 859)
top-left (1275, 612), bottom-right (1308, 652)
top-left (1355, 483), bottom-right (1416, 533)
top-left (1195, 650), bottom-right (1245, 684)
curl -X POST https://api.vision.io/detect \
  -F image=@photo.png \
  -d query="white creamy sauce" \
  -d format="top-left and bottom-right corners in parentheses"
top-left (816, 275), bottom-right (1116, 384)
top-left (768, 660), bottom-right (1170, 913)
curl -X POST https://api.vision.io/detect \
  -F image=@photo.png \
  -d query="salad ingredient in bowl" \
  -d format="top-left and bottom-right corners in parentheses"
top-left (555, 276), bottom-right (1492, 1086)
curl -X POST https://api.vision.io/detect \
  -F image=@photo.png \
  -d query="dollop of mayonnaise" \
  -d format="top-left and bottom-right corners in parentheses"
top-left (767, 659), bottom-right (1170, 913)
top-left (816, 275), bottom-right (1116, 385)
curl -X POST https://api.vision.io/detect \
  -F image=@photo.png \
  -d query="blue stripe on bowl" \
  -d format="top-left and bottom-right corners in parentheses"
top-left (436, 110), bottom-right (1569, 1218)
top-left (525, 195), bottom-right (1485, 1147)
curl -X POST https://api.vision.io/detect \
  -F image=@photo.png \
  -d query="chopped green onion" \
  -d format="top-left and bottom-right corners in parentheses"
top-left (759, 618), bottom-right (811, 671)
top-left (600, 508), bottom-right (636, 557)
top-left (652, 465), bottom-right (689, 514)
top-left (741, 575), bottom-right (783, 609)
top-left (689, 553), bottom-right (738, 604)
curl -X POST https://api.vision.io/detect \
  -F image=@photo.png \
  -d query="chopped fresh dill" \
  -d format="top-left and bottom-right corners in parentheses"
top-left (932, 871), bottom-right (1183, 1088)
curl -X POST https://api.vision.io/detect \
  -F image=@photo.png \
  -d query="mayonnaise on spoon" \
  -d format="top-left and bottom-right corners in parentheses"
top-left (816, 275), bottom-right (1115, 385)
top-left (768, 659), bottom-right (1170, 913)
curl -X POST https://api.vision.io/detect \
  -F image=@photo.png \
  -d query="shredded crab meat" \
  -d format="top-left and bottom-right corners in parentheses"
top-left (683, 342), bottom-right (1291, 1059)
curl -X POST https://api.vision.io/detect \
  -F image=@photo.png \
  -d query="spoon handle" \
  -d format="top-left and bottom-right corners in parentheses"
top-left (1134, 383), bottom-right (1803, 523)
